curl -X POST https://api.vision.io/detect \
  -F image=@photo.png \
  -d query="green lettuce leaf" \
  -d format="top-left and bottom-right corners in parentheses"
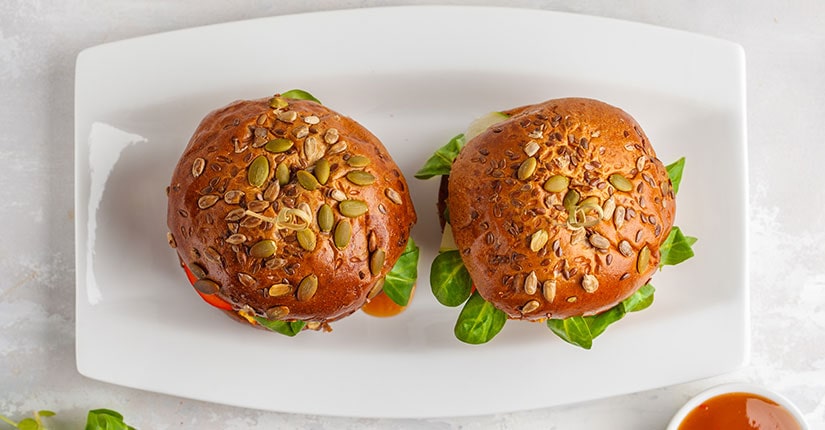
top-left (454, 291), bottom-right (508, 344)
top-left (547, 316), bottom-right (594, 349)
top-left (547, 285), bottom-right (655, 350)
top-left (414, 134), bottom-right (466, 179)
top-left (430, 250), bottom-right (473, 307)
top-left (666, 157), bottom-right (685, 195)
top-left (383, 238), bottom-right (420, 306)
top-left (280, 89), bottom-right (321, 104)
top-left (659, 226), bottom-right (697, 267)
top-left (252, 317), bottom-right (306, 337)
top-left (622, 284), bottom-right (656, 313)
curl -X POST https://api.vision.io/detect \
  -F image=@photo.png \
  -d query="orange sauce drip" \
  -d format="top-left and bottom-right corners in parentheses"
top-left (362, 287), bottom-right (415, 318)
top-left (679, 392), bottom-right (801, 430)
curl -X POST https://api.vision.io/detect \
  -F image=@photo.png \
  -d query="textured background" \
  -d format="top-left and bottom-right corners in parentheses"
top-left (1, 0), bottom-right (824, 428)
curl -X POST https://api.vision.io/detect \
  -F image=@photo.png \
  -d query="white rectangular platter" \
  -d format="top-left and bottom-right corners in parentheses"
top-left (75, 6), bottom-right (748, 418)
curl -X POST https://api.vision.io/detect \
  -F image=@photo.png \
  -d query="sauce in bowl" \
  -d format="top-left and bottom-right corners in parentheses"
top-left (678, 392), bottom-right (802, 430)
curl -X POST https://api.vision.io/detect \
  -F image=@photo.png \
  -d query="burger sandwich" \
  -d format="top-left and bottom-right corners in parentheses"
top-left (166, 90), bottom-right (419, 335)
top-left (417, 97), bottom-right (695, 348)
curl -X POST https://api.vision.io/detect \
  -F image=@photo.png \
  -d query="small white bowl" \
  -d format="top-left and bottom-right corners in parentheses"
top-left (666, 383), bottom-right (808, 430)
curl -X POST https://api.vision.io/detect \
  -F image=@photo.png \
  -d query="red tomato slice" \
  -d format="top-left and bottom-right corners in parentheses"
top-left (182, 262), bottom-right (198, 284)
top-left (196, 290), bottom-right (235, 311)
top-left (181, 262), bottom-right (234, 311)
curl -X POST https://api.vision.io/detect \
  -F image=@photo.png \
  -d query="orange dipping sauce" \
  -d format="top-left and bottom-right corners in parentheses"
top-left (679, 392), bottom-right (801, 430)
top-left (362, 287), bottom-right (415, 318)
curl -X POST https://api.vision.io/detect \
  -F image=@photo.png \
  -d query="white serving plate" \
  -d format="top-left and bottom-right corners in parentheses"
top-left (74, 6), bottom-right (748, 418)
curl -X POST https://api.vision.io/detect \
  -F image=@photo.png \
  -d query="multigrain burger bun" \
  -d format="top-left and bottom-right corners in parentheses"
top-left (166, 92), bottom-right (417, 330)
top-left (447, 98), bottom-right (675, 320)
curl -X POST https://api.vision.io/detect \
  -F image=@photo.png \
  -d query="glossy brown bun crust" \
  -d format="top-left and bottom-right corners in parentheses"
top-left (448, 98), bottom-right (675, 320)
top-left (167, 95), bottom-right (416, 325)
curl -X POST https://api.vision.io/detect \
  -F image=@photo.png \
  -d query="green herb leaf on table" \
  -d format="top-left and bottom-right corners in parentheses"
top-left (0, 410), bottom-right (58, 430)
top-left (1, 409), bottom-right (135, 430)
top-left (280, 89), bottom-right (321, 104)
top-left (383, 238), bottom-right (419, 307)
top-left (85, 409), bottom-right (136, 430)
top-left (414, 134), bottom-right (466, 179)
top-left (666, 157), bottom-right (685, 195)
top-left (659, 226), bottom-right (697, 267)
top-left (430, 250), bottom-right (473, 307)
top-left (252, 317), bottom-right (306, 337)
top-left (17, 419), bottom-right (38, 430)
top-left (0, 415), bottom-right (18, 427)
top-left (547, 285), bottom-right (656, 350)
top-left (454, 291), bottom-right (508, 344)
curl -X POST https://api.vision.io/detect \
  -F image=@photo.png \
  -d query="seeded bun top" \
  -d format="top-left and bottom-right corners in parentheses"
top-left (447, 98), bottom-right (675, 320)
top-left (166, 95), bottom-right (416, 325)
